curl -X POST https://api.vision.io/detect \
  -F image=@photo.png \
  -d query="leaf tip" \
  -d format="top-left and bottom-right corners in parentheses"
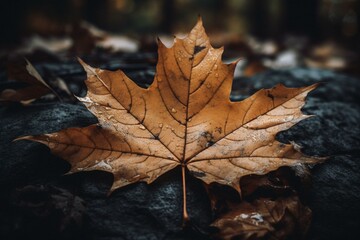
top-left (73, 94), bottom-right (85, 103)
top-left (310, 82), bottom-right (321, 93)
top-left (231, 181), bottom-right (243, 198)
top-left (63, 170), bottom-right (74, 176)
top-left (24, 58), bottom-right (31, 66)
top-left (192, 15), bottom-right (206, 34)
top-left (77, 57), bottom-right (87, 68)
top-left (107, 184), bottom-right (118, 197)
top-left (156, 36), bottom-right (163, 46)
top-left (78, 58), bottom-right (96, 76)
top-left (232, 58), bottom-right (243, 65)
top-left (13, 135), bottom-right (33, 142)
top-left (317, 156), bottom-right (329, 163)
top-left (228, 58), bottom-right (242, 70)
top-left (197, 15), bottom-right (203, 25)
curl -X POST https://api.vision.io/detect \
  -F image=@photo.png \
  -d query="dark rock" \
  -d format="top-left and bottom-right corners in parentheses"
top-left (0, 103), bottom-right (96, 187)
top-left (1, 185), bottom-right (86, 240)
top-left (0, 67), bottom-right (359, 239)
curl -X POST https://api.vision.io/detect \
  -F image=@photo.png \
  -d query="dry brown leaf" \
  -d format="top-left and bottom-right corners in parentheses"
top-left (70, 21), bottom-right (138, 54)
top-left (211, 196), bottom-right (312, 240)
top-left (18, 18), bottom-right (323, 221)
top-left (243, 60), bottom-right (267, 77)
top-left (205, 167), bottom-right (297, 215)
top-left (1, 60), bottom-right (58, 103)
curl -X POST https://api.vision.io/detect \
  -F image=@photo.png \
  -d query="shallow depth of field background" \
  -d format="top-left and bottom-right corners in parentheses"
top-left (1, 0), bottom-right (359, 78)
top-left (0, 0), bottom-right (358, 46)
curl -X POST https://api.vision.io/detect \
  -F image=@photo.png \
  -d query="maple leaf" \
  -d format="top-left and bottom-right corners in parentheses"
top-left (18, 18), bottom-right (323, 222)
top-left (0, 60), bottom-right (60, 104)
top-left (211, 196), bottom-right (312, 240)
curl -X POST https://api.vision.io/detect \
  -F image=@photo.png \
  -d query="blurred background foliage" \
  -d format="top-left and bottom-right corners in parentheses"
top-left (0, 0), bottom-right (359, 47)
top-left (0, 0), bottom-right (359, 79)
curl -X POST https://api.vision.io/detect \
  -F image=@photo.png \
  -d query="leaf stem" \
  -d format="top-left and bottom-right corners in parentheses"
top-left (182, 165), bottom-right (189, 225)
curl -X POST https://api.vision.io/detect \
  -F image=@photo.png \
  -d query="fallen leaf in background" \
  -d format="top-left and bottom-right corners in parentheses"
top-left (243, 60), bottom-right (268, 77)
top-left (12, 185), bottom-right (85, 234)
top-left (304, 42), bottom-right (356, 71)
top-left (97, 35), bottom-right (138, 53)
top-left (0, 59), bottom-right (60, 103)
top-left (7, 21), bottom-right (138, 56)
top-left (204, 166), bottom-right (307, 219)
top-left (240, 168), bottom-right (294, 198)
top-left (70, 21), bottom-right (138, 54)
top-left (19, 18), bottom-right (324, 223)
top-left (263, 50), bottom-right (300, 69)
top-left (16, 35), bottom-right (72, 54)
top-left (247, 38), bottom-right (279, 57)
top-left (211, 196), bottom-right (312, 240)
